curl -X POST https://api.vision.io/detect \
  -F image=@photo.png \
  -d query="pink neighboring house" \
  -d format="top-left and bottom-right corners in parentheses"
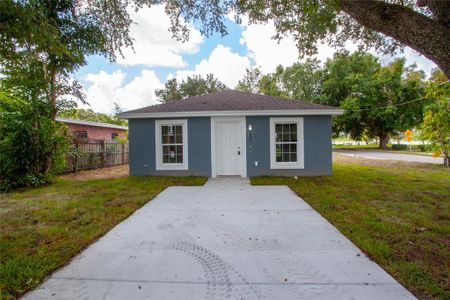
top-left (56, 117), bottom-right (128, 141)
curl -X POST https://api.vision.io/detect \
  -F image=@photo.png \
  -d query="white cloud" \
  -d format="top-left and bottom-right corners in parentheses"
top-left (173, 45), bottom-right (251, 88)
top-left (237, 16), bottom-right (436, 76)
top-left (116, 5), bottom-right (203, 68)
top-left (82, 70), bottom-right (163, 113)
top-left (238, 16), bottom-right (361, 72)
top-left (239, 21), bottom-right (299, 74)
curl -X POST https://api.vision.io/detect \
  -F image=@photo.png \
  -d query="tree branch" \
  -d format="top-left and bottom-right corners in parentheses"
top-left (340, 0), bottom-right (450, 78)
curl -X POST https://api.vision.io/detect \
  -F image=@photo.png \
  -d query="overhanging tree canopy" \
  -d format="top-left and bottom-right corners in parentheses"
top-left (156, 0), bottom-right (450, 78)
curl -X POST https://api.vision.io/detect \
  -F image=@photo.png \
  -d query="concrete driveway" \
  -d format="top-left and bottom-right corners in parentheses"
top-left (25, 179), bottom-right (415, 300)
top-left (335, 149), bottom-right (442, 164)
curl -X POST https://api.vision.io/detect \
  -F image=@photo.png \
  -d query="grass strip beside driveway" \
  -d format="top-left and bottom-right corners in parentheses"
top-left (0, 175), bottom-right (206, 299)
top-left (252, 157), bottom-right (450, 300)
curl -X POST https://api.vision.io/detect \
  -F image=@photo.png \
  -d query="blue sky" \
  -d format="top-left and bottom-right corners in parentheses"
top-left (75, 18), bottom-right (246, 85)
top-left (74, 5), bottom-right (437, 114)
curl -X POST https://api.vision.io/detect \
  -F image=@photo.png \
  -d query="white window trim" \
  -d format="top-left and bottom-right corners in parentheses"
top-left (270, 117), bottom-right (304, 169)
top-left (155, 119), bottom-right (188, 170)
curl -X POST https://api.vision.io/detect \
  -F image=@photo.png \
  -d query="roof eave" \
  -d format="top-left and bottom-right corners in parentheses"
top-left (56, 117), bottom-right (128, 130)
top-left (118, 109), bottom-right (344, 119)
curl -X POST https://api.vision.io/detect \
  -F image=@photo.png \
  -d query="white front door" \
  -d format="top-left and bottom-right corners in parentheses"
top-left (212, 117), bottom-right (246, 177)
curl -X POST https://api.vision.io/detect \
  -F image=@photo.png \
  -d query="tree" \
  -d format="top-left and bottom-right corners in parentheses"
top-left (257, 68), bottom-right (288, 98)
top-left (237, 60), bottom-right (322, 102)
top-left (321, 52), bottom-right (426, 148)
top-left (0, 0), bottom-right (137, 183)
top-left (113, 102), bottom-right (123, 115)
top-left (155, 74), bottom-right (228, 102)
top-left (429, 68), bottom-right (448, 83)
top-left (0, 0), bottom-right (136, 117)
top-left (320, 51), bottom-right (381, 107)
top-left (236, 67), bottom-right (285, 97)
top-left (236, 68), bottom-right (263, 93)
top-left (279, 59), bottom-right (323, 102)
top-left (154, 0), bottom-right (450, 78)
top-left (420, 79), bottom-right (450, 166)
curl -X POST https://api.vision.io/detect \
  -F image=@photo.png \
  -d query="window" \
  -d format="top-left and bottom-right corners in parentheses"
top-left (73, 130), bottom-right (88, 139)
top-left (111, 132), bottom-right (118, 139)
top-left (155, 119), bottom-right (188, 170)
top-left (161, 125), bottom-right (183, 164)
top-left (270, 117), bottom-right (304, 169)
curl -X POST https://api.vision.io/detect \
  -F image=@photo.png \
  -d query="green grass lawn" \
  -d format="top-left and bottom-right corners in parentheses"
top-left (252, 157), bottom-right (450, 300)
top-left (0, 175), bottom-right (206, 299)
top-left (332, 143), bottom-right (380, 150)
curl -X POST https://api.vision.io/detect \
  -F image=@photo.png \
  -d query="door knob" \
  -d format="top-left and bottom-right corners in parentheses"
top-left (238, 150), bottom-right (241, 155)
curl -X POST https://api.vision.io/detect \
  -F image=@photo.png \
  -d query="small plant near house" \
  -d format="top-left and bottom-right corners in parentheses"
top-left (114, 131), bottom-right (128, 144)
top-left (66, 146), bottom-right (88, 173)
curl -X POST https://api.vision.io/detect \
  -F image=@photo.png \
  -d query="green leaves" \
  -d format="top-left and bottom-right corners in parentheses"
top-left (0, 90), bottom-right (69, 191)
top-left (320, 51), bottom-right (427, 147)
top-left (420, 79), bottom-right (450, 165)
top-left (236, 59), bottom-right (322, 101)
top-left (155, 74), bottom-right (229, 102)
top-left (58, 108), bottom-right (127, 126)
top-left (0, 0), bottom-right (140, 188)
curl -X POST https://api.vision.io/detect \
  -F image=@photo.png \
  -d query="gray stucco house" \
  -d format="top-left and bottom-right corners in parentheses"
top-left (120, 90), bottom-right (343, 178)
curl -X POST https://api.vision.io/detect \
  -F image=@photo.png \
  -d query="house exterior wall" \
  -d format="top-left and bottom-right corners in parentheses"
top-left (128, 115), bottom-right (332, 177)
top-left (129, 117), bottom-right (211, 176)
top-left (246, 115), bottom-right (332, 177)
top-left (65, 123), bottom-right (127, 140)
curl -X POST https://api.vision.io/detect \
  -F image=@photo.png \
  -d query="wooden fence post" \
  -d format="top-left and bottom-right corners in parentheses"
top-left (101, 140), bottom-right (106, 168)
top-left (74, 142), bottom-right (78, 173)
top-left (121, 143), bottom-right (125, 164)
top-left (65, 140), bottom-right (128, 173)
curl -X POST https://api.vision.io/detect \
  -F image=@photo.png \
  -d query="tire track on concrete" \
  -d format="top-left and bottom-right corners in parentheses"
top-left (201, 212), bottom-right (349, 299)
top-left (158, 220), bottom-right (263, 300)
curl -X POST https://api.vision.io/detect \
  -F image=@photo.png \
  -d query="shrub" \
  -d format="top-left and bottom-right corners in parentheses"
top-left (418, 144), bottom-right (431, 152)
top-left (391, 144), bottom-right (407, 150)
top-left (0, 92), bottom-right (69, 192)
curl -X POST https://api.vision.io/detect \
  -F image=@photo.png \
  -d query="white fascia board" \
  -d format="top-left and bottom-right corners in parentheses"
top-left (119, 109), bottom-right (344, 119)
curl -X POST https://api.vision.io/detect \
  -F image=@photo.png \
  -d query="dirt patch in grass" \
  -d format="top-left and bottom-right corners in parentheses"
top-left (0, 175), bottom-right (207, 299)
top-left (252, 155), bottom-right (450, 300)
top-left (60, 164), bottom-right (129, 181)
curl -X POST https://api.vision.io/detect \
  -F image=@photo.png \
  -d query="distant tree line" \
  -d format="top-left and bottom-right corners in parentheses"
top-left (58, 105), bottom-right (127, 127)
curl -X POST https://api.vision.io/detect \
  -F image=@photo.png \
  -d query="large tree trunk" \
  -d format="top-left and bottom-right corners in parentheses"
top-left (379, 131), bottom-right (390, 149)
top-left (340, 0), bottom-right (450, 78)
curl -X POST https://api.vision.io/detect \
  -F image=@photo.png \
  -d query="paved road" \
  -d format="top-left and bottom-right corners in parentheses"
top-left (25, 179), bottom-right (415, 300)
top-left (335, 149), bottom-right (443, 164)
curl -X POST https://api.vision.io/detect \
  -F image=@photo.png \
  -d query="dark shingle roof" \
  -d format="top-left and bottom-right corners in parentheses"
top-left (121, 90), bottom-right (341, 117)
